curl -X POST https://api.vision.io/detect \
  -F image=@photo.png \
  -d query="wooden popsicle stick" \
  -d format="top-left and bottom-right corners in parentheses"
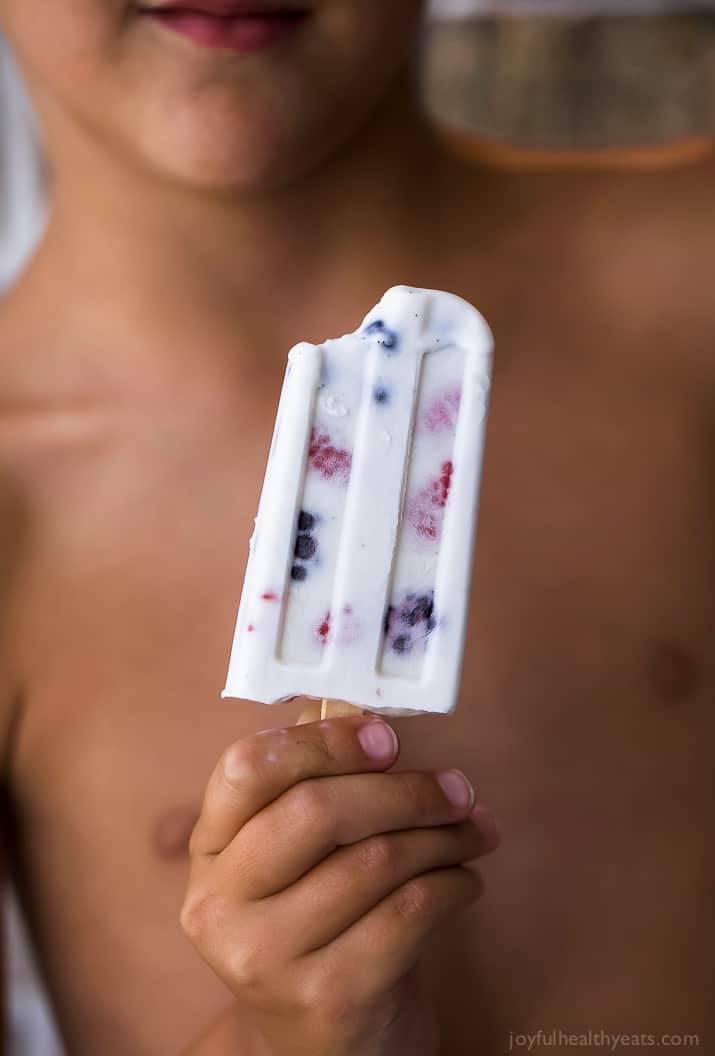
top-left (320, 698), bottom-right (366, 720)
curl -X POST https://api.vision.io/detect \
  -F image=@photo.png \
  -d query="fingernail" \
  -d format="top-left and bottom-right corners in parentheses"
top-left (358, 720), bottom-right (398, 762)
top-left (436, 770), bottom-right (475, 810)
top-left (470, 806), bottom-right (501, 851)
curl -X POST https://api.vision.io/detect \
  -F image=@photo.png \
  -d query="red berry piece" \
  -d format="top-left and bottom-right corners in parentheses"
top-left (315, 611), bottom-right (331, 646)
top-left (423, 388), bottom-right (462, 433)
top-left (407, 461), bottom-right (454, 541)
top-left (308, 427), bottom-right (352, 483)
top-left (434, 461), bottom-right (454, 507)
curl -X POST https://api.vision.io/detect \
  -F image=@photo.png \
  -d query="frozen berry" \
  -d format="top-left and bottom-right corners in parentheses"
top-left (298, 510), bottom-right (315, 531)
top-left (423, 388), bottom-right (461, 433)
top-left (407, 461), bottom-right (455, 541)
top-left (403, 594), bottom-right (434, 626)
top-left (365, 319), bottom-right (399, 352)
top-left (392, 635), bottom-right (412, 655)
top-left (295, 533), bottom-right (317, 560)
top-left (291, 564), bottom-right (307, 582)
top-left (373, 384), bottom-right (391, 405)
top-left (435, 461), bottom-right (454, 508)
top-left (308, 427), bottom-right (352, 483)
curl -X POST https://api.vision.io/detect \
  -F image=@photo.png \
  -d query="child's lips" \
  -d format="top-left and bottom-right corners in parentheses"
top-left (142, 0), bottom-right (308, 13)
top-left (138, 2), bottom-right (312, 51)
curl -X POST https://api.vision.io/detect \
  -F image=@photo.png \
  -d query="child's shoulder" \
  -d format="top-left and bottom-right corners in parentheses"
top-left (456, 146), bottom-right (715, 316)
top-left (0, 272), bottom-right (81, 593)
top-left (0, 271), bottom-right (100, 751)
top-left (0, 288), bottom-right (34, 755)
top-left (587, 156), bottom-right (715, 391)
top-left (0, 264), bottom-right (93, 465)
top-left (515, 149), bottom-right (715, 387)
top-left (0, 266), bottom-right (58, 413)
top-left (0, 281), bottom-right (45, 466)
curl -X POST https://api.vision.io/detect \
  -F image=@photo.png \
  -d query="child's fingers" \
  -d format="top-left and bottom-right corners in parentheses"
top-left (190, 717), bottom-right (400, 857)
top-left (300, 865), bottom-right (483, 1008)
top-left (225, 769), bottom-right (478, 898)
top-left (264, 820), bottom-right (491, 955)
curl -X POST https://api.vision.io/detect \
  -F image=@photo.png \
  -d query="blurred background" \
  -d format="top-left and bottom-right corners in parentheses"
top-left (427, 1), bottom-right (715, 148)
top-left (1, 0), bottom-right (713, 1051)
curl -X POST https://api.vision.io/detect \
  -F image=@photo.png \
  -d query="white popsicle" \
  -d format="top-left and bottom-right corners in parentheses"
top-left (223, 286), bottom-right (493, 716)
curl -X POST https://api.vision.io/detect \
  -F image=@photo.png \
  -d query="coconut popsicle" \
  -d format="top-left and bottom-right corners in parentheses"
top-left (223, 286), bottom-right (493, 717)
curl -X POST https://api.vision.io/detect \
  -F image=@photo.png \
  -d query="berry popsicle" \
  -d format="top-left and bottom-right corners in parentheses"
top-left (223, 287), bottom-right (493, 717)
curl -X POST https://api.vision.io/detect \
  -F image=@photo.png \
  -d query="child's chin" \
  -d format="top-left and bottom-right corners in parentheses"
top-left (127, 113), bottom-right (336, 194)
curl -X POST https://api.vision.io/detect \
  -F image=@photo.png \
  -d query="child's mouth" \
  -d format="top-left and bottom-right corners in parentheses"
top-left (138, 2), bottom-right (312, 52)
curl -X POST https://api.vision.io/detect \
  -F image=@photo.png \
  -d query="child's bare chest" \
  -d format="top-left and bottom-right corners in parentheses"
top-left (9, 335), bottom-right (714, 1054)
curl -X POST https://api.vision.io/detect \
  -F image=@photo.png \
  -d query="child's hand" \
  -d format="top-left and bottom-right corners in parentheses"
top-left (181, 715), bottom-right (499, 1056)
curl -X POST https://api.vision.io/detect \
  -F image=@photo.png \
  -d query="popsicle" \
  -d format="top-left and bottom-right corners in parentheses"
top-left (223, 286), bottom-right (493, 717)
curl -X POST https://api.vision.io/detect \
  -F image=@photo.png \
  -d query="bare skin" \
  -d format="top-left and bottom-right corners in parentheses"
top-left (0, 11), bottom-right (714, 1051)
